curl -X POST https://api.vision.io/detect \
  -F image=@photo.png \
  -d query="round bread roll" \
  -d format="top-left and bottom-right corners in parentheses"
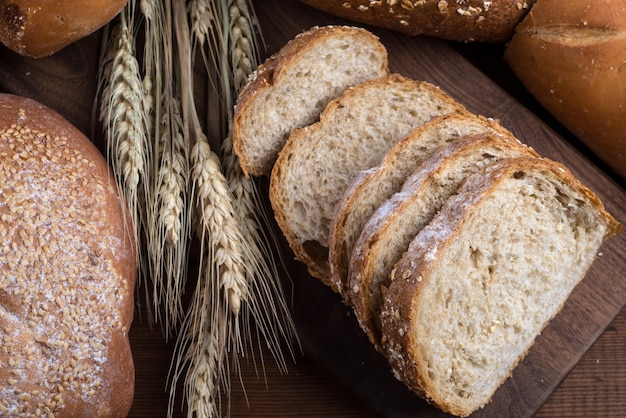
top-left (0, 0), bottom-right (128, 58)
top-left (504, 0), bottom-right (626, 179)
top-left (298, 0), bottom-right (535, 42)
top-left (0, 93), bottom-right (136, 416)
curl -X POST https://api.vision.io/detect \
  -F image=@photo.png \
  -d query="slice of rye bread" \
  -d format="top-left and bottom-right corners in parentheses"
top-left (269, 74), bottom-right (466, 284)
top-left (347, 133), bottom-right (538, 350)
top-left (232, 25), bottom-right (389, 177)
top-left (328, 111), bottom-right (518, 297)
top-left (380, 156), bottom-right (622, 417)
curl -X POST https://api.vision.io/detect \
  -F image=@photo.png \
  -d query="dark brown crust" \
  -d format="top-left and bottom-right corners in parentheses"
top-left (504, 0), bottom-right (626, 179)
top-left (0, 93), bottom-right (136, 416)
top-left (379, 156), bottom-right (621, 416)
top-left (232, 25), bottom-right (389, 177)
top-left (299, 0), bottom-right (536, 42)
top-left (0, 0), bottom-right (128, 58)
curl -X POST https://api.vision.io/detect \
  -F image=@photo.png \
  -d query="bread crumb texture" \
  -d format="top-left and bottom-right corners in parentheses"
top-left (0, 120), bottom-right (130, 415)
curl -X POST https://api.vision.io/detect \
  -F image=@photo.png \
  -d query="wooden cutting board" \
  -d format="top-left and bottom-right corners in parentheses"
top-left (252, 1), bottom-right (626, 417)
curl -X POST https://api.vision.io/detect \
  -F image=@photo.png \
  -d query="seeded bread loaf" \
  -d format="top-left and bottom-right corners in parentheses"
top-left (380, 156), bottom-right (621, 417)
top-left (328, 112), bottom-right (517, 297)
top-left (504, 0), bottom-right (626, 180)
top-left (270, 74), bottom-right (465, 284)
top-left (298, 0), bottom-right (535, 42)
top-left (0, 0), bottom-right (128, 58)
top-left (348, 133), bottom-right (538, 350)
top-left (0, 93), bottom-right (136, 416)
top-left (232, 25), bottom-right (389, 176)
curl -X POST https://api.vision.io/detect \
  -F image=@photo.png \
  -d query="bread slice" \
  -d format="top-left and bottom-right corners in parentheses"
top-left (270, 74), bottom-right (465, 284)
top-left (232, 25), bottom-right (389, 176)
top-left (347, 133), bottom-right (538, 350)
top-left (328, 112), bottom-right (517, 297)
top-left (380, 156), bottom-right (622, 417)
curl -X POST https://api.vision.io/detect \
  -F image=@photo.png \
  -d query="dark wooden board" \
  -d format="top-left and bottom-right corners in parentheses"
top-left (1, 0), bottom-right (625, 417)
top-left (252, 1), bottom-right (626, 417)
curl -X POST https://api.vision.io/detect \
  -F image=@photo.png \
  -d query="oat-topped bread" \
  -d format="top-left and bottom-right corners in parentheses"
top-left (232, 25), bottom-right (389, 176)
top-left (328, 112), bottom-right (517, 297)
top-left (270, 74), bottom-right (465, 284)
top-left (380, 156), bottom-right (622, 417)
top-left (348, 133), bottom-right (537, 350)
top-left (0, 93), bottom-right (136, 416)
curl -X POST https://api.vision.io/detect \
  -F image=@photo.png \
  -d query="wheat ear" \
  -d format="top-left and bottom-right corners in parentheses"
top-left (153, 95), bottom-right (190, 333)
top-left (221, 0), bottom-right (299, 370)
top-left (98, 11), bottom-right (150, 268)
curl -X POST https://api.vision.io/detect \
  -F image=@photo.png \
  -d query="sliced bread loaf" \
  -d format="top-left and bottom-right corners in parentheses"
top-left (348, 133), bottom-right (538, 350)
top-left (380, 156), bottom-right (622, 417)
top-left (328, 112), bottom-right (518, 297)
top-left (232, 25), bottom-right (389, 176)
top-left (270, 74), bottom-right (465, 284)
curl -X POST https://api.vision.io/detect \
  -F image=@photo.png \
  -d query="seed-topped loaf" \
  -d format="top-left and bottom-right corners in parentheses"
top-left (270, 74), bottom-right (465, 284)
top-left (380, 156), bottom-right (621, 417)
top-left (298, 0), bottom-right (536, 42)
top-left (233, 25), bottom-right (389, 177)
top-left (0, 93), bottom-right (136, 416)
top-left (328, 112), bottom-right (517, 297)
top-left (348, 133), bottom-right (538, 350)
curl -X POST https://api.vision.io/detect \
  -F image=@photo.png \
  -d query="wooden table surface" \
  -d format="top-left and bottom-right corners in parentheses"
top-left (1, 1), bottom-right (625, 417)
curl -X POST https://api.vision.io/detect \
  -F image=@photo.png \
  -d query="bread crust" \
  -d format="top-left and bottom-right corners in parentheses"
top-left (380, 156), bottom-right (621, 417)
top-left (0, 93), bottom-right (136, 416)
top-left (299, 0), bottom-right (535, 42)
top-left (0, 0), bottom-right (128, 58)
top-left (233, 25), bottom-right (389, 177)
top-left (505, 0), bottom-right (626, 179)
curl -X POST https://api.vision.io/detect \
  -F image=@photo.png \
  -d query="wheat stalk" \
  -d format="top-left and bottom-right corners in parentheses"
top-left (151, 95), bottom-right (190, 334)
top-left (98, 9), bottom-right (150, 271)
top-left (140, 0), bottom-right (194, 335)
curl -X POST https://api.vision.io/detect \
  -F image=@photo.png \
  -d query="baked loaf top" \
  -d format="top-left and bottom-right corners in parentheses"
top-left (348, 132), bottom-right (537, 350)
top-left (299, 0), bottom-right (536, 42)
top-left (0, 93), bottom-right (136, 416)
top-left (270, 73), bottom-right (465, 284)
top-left (380, 156), bottom-right (621, 417)
top-left (328, 111), bottom-right (516, 297)
top-left (233, 25), bottom-right (389, 176)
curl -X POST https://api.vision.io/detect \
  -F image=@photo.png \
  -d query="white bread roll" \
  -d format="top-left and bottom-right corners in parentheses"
top-left (504, 0), bottom-right (626, 179)
top-left (0, 93), bottom-right (136, 416)
top-left (0, 0), bottom-right (128, 58)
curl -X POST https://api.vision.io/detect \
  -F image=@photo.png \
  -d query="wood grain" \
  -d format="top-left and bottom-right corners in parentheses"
top-left (0, 0), bottom-right (625, 416)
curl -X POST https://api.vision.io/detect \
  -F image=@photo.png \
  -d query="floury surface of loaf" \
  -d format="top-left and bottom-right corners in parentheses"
top-left (0, 94), bottom-right (136, 416)
top-left (380, 157), bottom-right (621, 417)
top-left (270, 74), bottom-right (465, 284)
top-left (233, 25), bottom-right (389, 176)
